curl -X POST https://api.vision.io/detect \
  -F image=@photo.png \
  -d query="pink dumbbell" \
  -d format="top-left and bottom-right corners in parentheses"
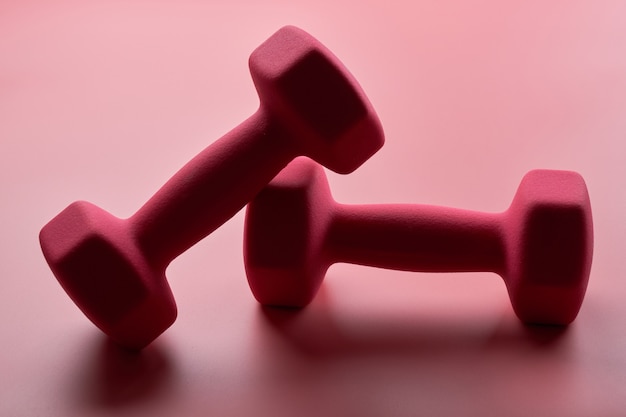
top-left (39, 26), bottom-right (384, 350)
top-left (244, 158), bottom-right (593, 325)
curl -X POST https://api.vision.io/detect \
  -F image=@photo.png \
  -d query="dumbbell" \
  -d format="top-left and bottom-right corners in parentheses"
top-left (39, 26), bottom-right (384, 350)
top-left (244, 157), bottom-right (593, 325)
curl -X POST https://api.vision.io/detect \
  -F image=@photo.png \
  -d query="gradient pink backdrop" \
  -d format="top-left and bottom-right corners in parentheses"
top-left (1, 1), bottom-right (625, 415)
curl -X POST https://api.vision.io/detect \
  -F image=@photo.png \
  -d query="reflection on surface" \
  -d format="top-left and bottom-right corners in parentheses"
top-left (70, 333), bottom-right (176, 409)
top-left (254, 281), bottom-right (572, 359)
top-left (246, 285), bottom-right (581, 416)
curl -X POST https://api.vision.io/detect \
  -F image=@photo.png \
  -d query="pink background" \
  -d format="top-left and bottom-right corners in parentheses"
top-left (2, 1), bottom-right (625, 415)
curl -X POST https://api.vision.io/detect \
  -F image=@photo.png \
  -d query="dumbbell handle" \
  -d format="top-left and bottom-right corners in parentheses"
top-left (327, 204), bottom-right (506, 274)
top-left (131, 110), bottom-right (293, 269)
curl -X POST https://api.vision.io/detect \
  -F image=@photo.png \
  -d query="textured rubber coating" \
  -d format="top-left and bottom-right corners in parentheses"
top-left (39, 26), bottom-right (384, 350)
top-left (244, 157), bottom-right (593, 325)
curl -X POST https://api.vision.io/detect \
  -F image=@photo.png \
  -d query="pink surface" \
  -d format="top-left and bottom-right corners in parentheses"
top-left (1, 1), bottom-right (626, 416)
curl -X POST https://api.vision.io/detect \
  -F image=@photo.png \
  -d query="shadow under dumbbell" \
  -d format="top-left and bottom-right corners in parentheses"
top-left (70, 333), bottom-right (176, 409)
top-left (254, 288), bottom-right (572, 360)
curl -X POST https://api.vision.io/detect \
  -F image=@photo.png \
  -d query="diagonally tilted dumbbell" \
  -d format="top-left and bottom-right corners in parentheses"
top-left (39, 26), bottom-right (384, 350)
top-left (244, 157), bottom-right (594, 325)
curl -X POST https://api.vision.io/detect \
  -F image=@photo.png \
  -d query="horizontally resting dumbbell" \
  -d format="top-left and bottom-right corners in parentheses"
top-left (244, 157), bottom-right (594, 325)
top-left (39, 26), bottom-right (384, 349)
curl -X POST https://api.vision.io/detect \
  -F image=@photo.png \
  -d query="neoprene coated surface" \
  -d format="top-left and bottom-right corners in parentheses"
top-left (244, 157), bottom-right (593, 325)
top-left (38, 26), bottom-right (384, 350)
